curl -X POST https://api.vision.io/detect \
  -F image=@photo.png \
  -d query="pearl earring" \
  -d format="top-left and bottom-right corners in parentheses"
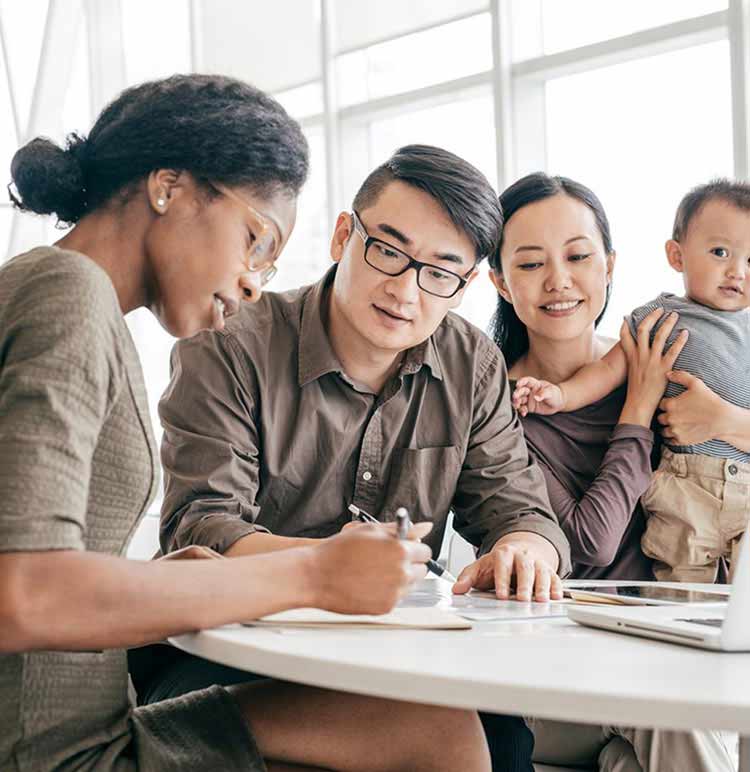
top-left (157, 197), bottom-right (166, 207)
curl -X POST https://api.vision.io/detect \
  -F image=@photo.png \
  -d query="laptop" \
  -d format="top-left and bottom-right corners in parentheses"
top-left (568, 526), bottom-right (750, 651)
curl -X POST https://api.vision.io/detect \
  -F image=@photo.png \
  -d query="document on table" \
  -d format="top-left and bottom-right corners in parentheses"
top-left (400, 579), bottom-right (569, 621)
top-left (244, 606), bottom-right (472, 630)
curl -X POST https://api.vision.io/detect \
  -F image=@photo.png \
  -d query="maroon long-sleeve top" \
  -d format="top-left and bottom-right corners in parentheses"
top-left (518, 384), bottom-right (655, 580)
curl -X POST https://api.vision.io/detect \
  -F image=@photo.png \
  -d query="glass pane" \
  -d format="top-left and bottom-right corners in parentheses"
top-left (274, 81), bottom-right (323, 119)
top-left (272, 125), bottom-right (329, 290)
top-left (0, 0), bottom-right (48, 133)
top-left (0, 29), bottom-right (17, 194)
top-left (335, 0), bottom-right (487, 53)
top-left (367, 93), bottom-right (498, 332)
top-left (542, 0), bottom-right (726, 54)
top-left (545, 41), bottom-right (733, 337)
top-left (0, 206), bottom-right (13, 263)
top-left (122, 0), bottom-right (191, 86)
top-left (337, 13), bottom-right (492, 108)
top-left (199, 0), bottom-right (320, 93)
top-left (62, 10), bottom-right (90, 137)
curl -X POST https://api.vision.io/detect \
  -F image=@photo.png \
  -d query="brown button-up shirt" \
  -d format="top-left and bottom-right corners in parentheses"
top-left (159, 267), bottom-right (571, 573)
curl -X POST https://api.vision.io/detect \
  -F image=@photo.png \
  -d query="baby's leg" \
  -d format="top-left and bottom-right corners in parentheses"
top-left (641, 450), bottom-right (723, 582)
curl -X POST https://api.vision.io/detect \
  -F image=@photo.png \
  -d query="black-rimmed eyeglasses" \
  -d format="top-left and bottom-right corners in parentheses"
top-left (351, 210), bottom-right (474, 299)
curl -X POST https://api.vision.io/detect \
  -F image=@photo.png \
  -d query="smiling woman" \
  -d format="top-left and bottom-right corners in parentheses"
top-left (482, 171), bottom-right (736, 771)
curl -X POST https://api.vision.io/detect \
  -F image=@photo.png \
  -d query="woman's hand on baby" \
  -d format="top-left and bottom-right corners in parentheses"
top-left (512, 377), bottom-right (565, 417)
top-left (619, 309), bottom-right (688, 426)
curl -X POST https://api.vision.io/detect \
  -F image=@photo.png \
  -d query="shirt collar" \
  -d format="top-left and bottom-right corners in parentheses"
top-left (298, 266), bottom-right (343, 387)
top-left (297, 265), bottom-right (444, 386)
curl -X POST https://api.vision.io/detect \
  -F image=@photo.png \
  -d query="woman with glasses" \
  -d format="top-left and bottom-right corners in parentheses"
top-left (0, 74), bottom-right (492, 772)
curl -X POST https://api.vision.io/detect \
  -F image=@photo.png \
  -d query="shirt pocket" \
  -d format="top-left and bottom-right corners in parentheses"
top-left (386, 446), bottom-right (461, 524)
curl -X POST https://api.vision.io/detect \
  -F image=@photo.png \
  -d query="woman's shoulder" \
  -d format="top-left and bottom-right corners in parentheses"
top-left (3, 245), bottom-right (116, 298)
top-left (1, 246), bottom-right (130, 379)
top-left (2, 245), bottom-right (122, 325)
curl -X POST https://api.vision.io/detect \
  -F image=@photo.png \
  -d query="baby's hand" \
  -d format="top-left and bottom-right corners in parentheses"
top-left (512, 377), bottom-right (565, 416)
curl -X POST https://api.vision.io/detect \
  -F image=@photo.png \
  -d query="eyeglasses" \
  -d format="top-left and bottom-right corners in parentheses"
top-left (214, 183), bottom-right (280, 286)
top-left (351, 211), bottom-right (474, 299)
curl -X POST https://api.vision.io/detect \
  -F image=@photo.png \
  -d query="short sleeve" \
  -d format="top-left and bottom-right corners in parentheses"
top-left (0, 253), bottom-right (125, 552)
top-left (625, 296), bottom-right (665, 340)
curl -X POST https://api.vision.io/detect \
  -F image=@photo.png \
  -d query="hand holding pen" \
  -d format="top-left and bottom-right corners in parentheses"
top-left (347, 504), bottom-right (458, 584)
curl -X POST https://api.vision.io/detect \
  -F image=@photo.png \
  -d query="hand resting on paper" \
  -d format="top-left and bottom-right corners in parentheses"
top-left (452, 532), bottom-right (562, 603)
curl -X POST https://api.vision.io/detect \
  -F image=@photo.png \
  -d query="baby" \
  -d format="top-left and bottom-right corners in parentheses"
top-left (513, 179), bottom-right (750, 582)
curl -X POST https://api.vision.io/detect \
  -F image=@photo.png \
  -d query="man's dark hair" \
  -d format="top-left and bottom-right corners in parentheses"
top-left (672, 177), bottom-right (750, 241)
top-left (10, 74), bottom-right (309, 225)
top-left (352, 144), bottom-right (503, 264)
top-left (488, 172), bottom-right (614, 369)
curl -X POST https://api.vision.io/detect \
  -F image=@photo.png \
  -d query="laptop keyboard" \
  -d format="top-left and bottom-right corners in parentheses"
top-left (676, 618), bottom-right (723, 628)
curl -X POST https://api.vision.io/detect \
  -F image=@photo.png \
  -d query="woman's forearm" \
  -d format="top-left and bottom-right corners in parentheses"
top-left (0, 548), bottom-right (316, 653)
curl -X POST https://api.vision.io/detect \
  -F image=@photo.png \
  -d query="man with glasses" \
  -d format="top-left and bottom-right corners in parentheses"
top-left (138, 146), bottom-right (570, 718)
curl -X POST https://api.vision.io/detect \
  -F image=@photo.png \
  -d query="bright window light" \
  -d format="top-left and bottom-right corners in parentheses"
top-left (121, 0), bottom-right (191, 86)
top-left (272, 126), bottom-right (330, 291)
top-left (337, 13), bottom-right (492, 107)
top-left (546, 41), bottom-right (733, 336)
top-left (541, 0), bottom-right (726, 53)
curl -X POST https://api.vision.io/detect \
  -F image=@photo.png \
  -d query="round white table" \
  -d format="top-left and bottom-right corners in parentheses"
top-left (171, 579), bottom-right (750, 770)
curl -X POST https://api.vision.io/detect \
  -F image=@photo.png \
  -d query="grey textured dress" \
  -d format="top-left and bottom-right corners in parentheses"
top-left (0, 247), bottom-right (264, 771)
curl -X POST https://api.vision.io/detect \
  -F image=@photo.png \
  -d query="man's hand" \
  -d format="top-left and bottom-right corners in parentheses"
top-left (658, 371), bottom-right (731, 446)
top-left (512, 377), bottom-right (565, 417)
top-left (452, 532), bottom-right (562, 602)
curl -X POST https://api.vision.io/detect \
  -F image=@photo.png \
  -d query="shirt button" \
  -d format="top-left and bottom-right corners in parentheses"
top-left (362, 471), bottom-right (372, 481)
top-left (729, 464), bottom-right (738, 476)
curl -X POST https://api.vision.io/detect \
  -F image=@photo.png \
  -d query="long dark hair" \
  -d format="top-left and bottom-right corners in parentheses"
top-left (488, 172), bottom-right (614, 368)
top-left (9, 74), bottom-right (309, 225)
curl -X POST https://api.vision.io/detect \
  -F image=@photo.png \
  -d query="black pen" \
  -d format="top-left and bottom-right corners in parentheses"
top-left (347, 504), bottom-right (458, 584)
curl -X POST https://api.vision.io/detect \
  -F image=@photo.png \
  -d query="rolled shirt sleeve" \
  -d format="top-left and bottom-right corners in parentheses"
top-left (159, 331), bottom-right (270, 554)
top-left (451, 347), bottom-right (572, 576)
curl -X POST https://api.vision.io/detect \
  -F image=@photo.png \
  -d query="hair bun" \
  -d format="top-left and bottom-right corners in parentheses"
top-left (9, 134), bottom-right (88, 224)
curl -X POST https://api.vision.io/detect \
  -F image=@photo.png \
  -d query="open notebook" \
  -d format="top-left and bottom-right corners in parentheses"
top-left (244, 607), bottom-right (472, 630)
